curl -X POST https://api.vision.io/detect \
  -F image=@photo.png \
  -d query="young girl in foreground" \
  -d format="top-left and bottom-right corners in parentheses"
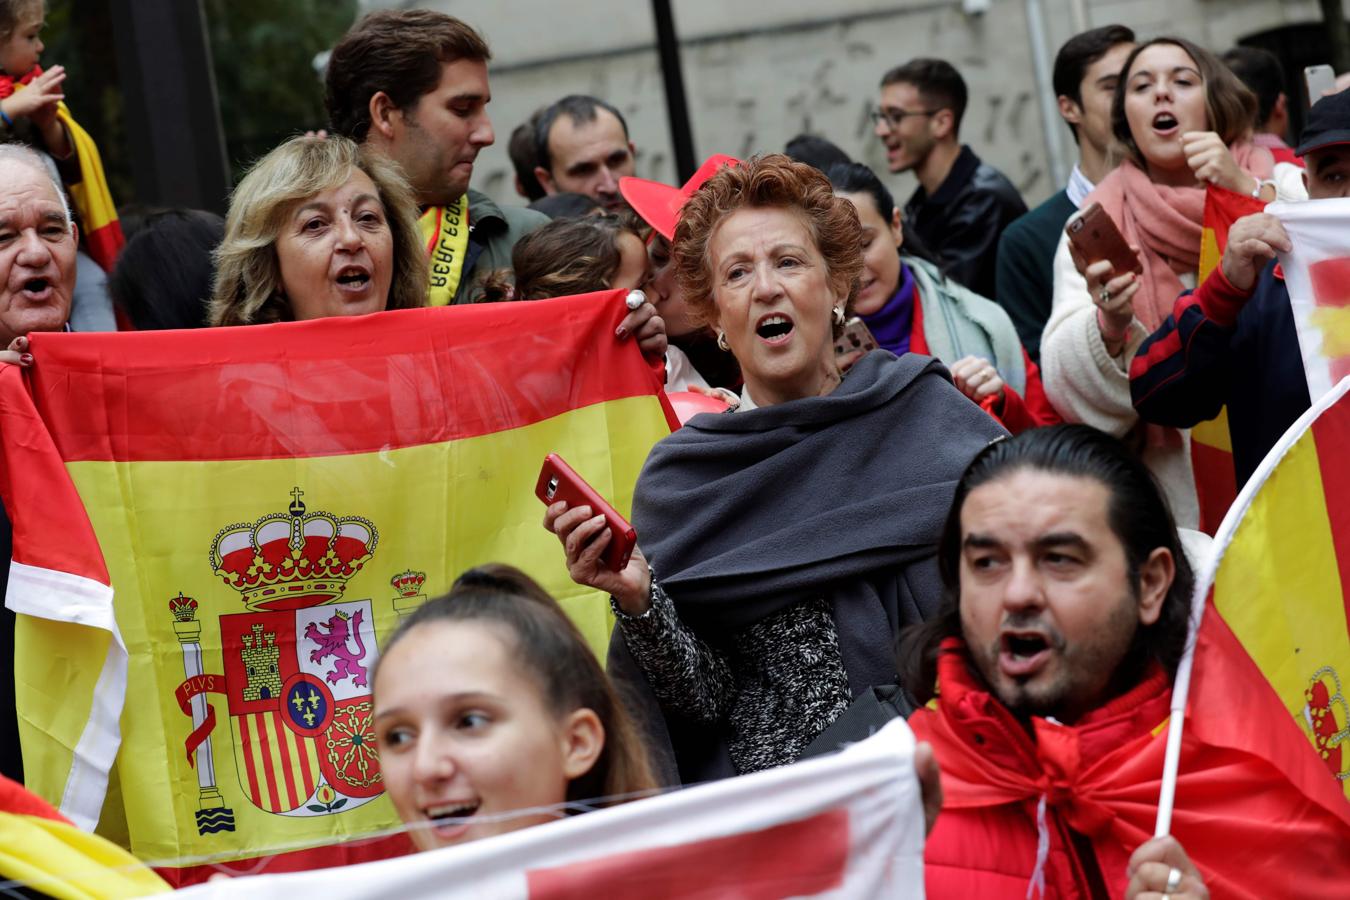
top-left (372, 564), bottom-right (657, 851)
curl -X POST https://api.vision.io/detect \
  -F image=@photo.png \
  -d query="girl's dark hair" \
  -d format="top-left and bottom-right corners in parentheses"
top-left (109, 209), bottom-right (223, 330)
top-left (1111, 37), bottom-right (1258, 169)
top-left (825, 161), bottom-right (948, 279)
top-left (899, 425), bottom-right (1195, 704)
top-left (375, 564), bottom-right (657, 807)
top-left (482, 212), bottom-right (643, 302)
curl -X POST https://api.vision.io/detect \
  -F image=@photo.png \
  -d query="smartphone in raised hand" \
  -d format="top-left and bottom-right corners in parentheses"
top-left (536, 454), bottom-right (637, 572)
top-left (1306, 64), bottom-right (1336, 106)
top-left (1066, 202), bottom-right (1142, 277)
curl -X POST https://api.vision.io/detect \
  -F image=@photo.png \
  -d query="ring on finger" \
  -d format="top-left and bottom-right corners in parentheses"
top-left (1164, 865), bottom-right (1183, 894)
top-left (1099, 288), bottom-right (1111, 304)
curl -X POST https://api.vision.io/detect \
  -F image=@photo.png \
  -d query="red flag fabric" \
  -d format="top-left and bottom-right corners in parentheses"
top-left (914, 634), bottom-right (1350, 899)
top-left (1189, 186), bottom-right (1268, 533)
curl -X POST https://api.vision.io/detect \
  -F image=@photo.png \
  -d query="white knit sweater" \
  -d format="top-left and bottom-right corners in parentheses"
top-left (1040, 232), bottom-right (1200, 529)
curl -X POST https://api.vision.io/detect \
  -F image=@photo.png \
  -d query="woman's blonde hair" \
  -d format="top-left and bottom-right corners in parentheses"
top-left (210, 135), bottom-right (427, 326)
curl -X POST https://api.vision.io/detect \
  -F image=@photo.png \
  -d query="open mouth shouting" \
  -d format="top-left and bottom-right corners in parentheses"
top-left (755, 313), bottom-right (795, 345)
top-left (334, 265), bottom-right (373, 294)
top-left (1151, 111), bottom-right (1180, 138)
top-left (999, 629), bottom-right (1056, 679)
top-left (17, 275), bottom-right (54, 304)
top-left (423, 799), bottom-right (481, 842)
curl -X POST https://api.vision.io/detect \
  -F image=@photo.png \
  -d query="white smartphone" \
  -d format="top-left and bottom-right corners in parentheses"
top-left (1306, 64), bottom-right (1336, 106)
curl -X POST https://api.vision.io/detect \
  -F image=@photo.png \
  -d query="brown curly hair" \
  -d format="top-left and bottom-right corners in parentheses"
top-left (672, 154), bottom-right (863, 334)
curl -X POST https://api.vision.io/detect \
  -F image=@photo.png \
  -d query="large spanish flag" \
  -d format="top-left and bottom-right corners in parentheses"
top-left (0, 294), bottom-right (673, 885)
top-left (1187, 374), bottom-right (1350, 806)
top-left (1188, 186), bottom-right (1268, 532)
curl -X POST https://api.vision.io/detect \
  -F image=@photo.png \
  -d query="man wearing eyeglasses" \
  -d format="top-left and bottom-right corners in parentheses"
top-left (875, 58), bottom-right (1025, 301)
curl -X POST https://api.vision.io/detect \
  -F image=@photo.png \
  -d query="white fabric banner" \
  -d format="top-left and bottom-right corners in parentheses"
top-left (1270, 197), bottom-right (1350, 400)
top-left (176, 718), bottom-right (926, 899)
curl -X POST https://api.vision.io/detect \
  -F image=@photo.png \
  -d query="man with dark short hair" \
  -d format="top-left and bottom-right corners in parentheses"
top-left (508, 108), bottom-right (547, 202)
top-left (904, 425), bottom-right (1350, 895)
top-left (996, 25), bottom-right (1136, 361)
top-left (1131, 89), bottom-right (1350, 492)
top-left (875, 58), bottom-right (1026, 299)
top-left (533, 95), bottom-right (636, 210)
top-left (324, 10), bottom-right (546, 305)
top-left (0, 143), bottom-right (79, 783)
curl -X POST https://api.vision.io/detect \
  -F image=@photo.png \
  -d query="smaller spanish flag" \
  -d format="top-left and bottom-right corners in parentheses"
top-left (0, 774), bottom-right (170, 899)
top-left (1189, 186), bottom-right (1268, 533)
top-left (1201, 375), bottom-right (1350, 801)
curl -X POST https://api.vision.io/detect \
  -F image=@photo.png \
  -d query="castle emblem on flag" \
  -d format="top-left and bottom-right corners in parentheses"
top-left (171, 489), bottom-right (394, 831)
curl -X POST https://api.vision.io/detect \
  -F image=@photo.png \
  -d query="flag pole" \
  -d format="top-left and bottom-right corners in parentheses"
top-left (1154, 587), bottom-right (1206, 837)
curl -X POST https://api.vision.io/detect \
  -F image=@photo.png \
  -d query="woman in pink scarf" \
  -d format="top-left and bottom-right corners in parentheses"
top-left (1040, 37), bottom-right (1278, 530)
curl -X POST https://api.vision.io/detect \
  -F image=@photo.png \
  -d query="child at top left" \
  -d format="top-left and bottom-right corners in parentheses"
top-left (0, 0), bottom-right (122, 332)
top-left (0, 1), bottom-right (71, 159)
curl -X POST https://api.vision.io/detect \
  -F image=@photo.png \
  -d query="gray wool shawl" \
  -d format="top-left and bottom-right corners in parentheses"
top-left (610, 351), bottom-right (1008, 784)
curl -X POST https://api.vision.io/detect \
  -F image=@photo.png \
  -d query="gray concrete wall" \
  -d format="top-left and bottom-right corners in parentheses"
top-left (361, 0), bottom-right (1331, 209)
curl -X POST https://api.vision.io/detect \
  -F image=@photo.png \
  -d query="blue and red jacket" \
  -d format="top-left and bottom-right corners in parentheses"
top-left (1129, 261), bottom-right (1311, 491)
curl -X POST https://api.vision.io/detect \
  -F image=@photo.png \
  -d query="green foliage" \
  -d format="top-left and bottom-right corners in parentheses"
top-left (40, 0), bottom-right (358, 207)
top-left (203, 0), bottom-right (358, 175)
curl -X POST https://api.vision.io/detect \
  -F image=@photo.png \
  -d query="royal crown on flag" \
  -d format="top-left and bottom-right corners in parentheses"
top-left (168, 592), bottom-right (198, 622)
top-left (390, 570), bottom-right (426, 599)
top-left (210, 488), bottom-right (379, 611)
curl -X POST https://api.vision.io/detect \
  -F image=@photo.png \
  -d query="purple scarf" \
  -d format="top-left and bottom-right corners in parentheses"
top-left (860, 262), bottom-right (915, 356)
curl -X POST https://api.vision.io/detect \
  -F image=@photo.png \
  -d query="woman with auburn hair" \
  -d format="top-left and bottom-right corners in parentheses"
top-left (546, 154), bottom-right (1004, 783)
top-left (1040, 36), bottom-right (1294, 528)
top-left (210, 135), bottom-right (427, 326)
top-left (372, 564), bottom-right (657, 850)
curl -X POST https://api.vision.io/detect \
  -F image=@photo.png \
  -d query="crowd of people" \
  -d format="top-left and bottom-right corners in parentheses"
top-left (2, 0), bottom-right (1350, 895)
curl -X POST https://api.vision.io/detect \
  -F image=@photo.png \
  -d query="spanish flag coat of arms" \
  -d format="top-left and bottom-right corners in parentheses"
top-left (0, 295), bottom-right (674, 885)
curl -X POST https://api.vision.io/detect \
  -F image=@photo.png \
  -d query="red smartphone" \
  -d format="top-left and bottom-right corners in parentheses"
top-left (1066, 202), bottom-right (1143, 276)
top-left (536, 454), bottom-right (637, 572)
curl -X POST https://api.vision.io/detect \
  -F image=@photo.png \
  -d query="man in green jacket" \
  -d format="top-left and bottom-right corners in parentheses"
top-left (323, 9), bottom-right (545, 306)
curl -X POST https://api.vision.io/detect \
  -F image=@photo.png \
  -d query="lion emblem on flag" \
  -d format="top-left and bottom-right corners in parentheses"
top-left (306, 609), bottom-right (369, 689)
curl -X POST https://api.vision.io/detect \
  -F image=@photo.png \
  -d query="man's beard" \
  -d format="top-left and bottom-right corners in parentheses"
top-left (970, 590), bottom-right (1140, 722)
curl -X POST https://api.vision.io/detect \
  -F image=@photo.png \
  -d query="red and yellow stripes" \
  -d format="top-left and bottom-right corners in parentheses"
top-left (232, 713), bottom-right (320, 813)
top-left (56, 102), bottom-right (124, 272)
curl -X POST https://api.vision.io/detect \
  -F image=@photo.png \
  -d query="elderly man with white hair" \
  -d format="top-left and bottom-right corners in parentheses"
top-left (0, 141), bottom-right (78, 783)
top-left (0, 143), bottom-right (76, 359)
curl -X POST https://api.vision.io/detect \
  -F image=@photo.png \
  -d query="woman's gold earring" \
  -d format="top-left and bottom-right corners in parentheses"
top-left (833, 306), bottom-right (846, 326)
top-left (717, 331), bottom-right (730, 352)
